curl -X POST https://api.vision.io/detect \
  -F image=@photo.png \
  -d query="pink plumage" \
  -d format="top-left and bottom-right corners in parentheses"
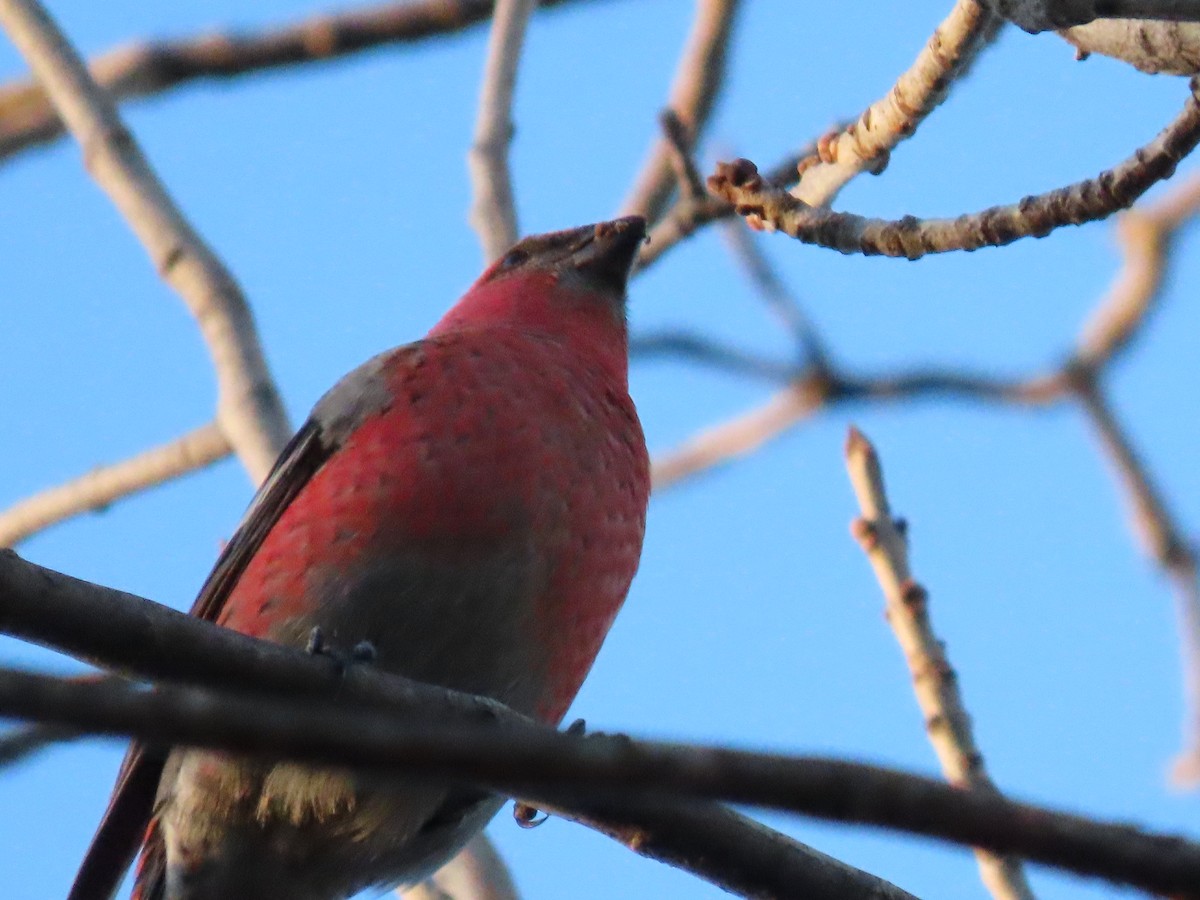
top-left (72, 217), bottom-right (650, 900)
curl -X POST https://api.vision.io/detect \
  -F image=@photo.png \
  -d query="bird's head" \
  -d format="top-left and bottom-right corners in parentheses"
top-left (432, 217), bottom-right (646, 384)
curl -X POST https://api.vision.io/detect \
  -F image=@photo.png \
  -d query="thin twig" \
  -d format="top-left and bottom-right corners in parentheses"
top-left (845, 427), bottom-right (1035, 900)
top-left (631, 331), bottom-right (796, 382)
top-left (618, 0), bottom-right (742, 225)
top-left (4, 666), bottom-right (1200, 895)
top-left (1075, 384), bottom-right (1200, 785)
top-left (637, 145), bottom-right (813, 273)
top-left (0, 0), bottom-right (291, 482)
top-left (794, 0), bottom-right (1003, 207)
top-left (0, 423), bottom-right (229, 547)
top-left (468, 0), bottom-right (535, 261)
top-left (709, 78), bottom-right (1200, 258)
top-left (1074, 170), bottom-right (1200, 371)
top-left (658, 109), bottom-right (707, 202)
top-left (0, 0), bottom-right (599, 165)
top-left (720, 219), bottom-right (831, 370)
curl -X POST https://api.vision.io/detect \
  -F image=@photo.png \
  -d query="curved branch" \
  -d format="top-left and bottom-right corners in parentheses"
top-left (709, 78), bottom-right (1200, 258)
top-left (794, 0), bottom-right (1004, 207)
top-left (0, 423), bottom-right (229, 547)
top-left (4, 666), bottom-right (1200, 895)
top-left (0, 0), bottom-right (292, 482)
top-left (0, 0), bottom-right (599, 165)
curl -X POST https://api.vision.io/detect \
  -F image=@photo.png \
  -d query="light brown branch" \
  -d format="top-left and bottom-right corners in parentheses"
top-left (0, 0), bottom-right (291, 483)
top-left (0, 0), bottom-right (600, 165)
top-left (1075, 384), bottom-right (1200, 784)
top-left (709, 78), bottom-right (1200, 258)
top-left (637, 145), bottom-right (819, 272)
top-left (1075, 170), bottom-right (1200, 370)
top-left (0, 423), bottom-right (229, 547)
top-left (794, 0), bottom-right (1003, 207)
top-left (618, 0), bottom-right (742, 225)
top-left (649, 366), bottom-right (1067, 492)
top-left (468, 0), bottom-right (535, 261)
top-left (720, 219), bottom-right (830, 368)
top-left (845, 427), bottom-right (1035, 900)
top-left (658, 109), bottom-right (707, 202)
top-left (651, 378), bottom-right (828, 490)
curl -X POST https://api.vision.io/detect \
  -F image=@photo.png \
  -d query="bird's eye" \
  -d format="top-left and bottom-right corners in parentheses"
top-left (499, 248), bottom-right (529, 270)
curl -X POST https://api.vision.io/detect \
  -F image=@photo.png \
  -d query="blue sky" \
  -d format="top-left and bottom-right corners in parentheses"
top-left (2, 2), bottom-right (1199, 897)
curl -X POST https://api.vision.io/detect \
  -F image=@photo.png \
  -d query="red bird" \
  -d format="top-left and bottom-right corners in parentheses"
top-left (71, 216), bottom-right (651, 900)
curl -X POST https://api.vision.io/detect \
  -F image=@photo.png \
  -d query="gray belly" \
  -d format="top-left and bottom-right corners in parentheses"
top-left (158, 545), bottom-right (548, 899)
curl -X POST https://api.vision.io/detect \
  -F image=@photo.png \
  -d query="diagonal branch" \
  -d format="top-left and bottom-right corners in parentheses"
top-left (468, 0), bottom-right (536, 261)
top-left (0, 0), bottom-right (602, 166)
top-left (709, 78), bottom-right (1200, 258)
top-left (1074, 384), bottom-right (1200, 785)
top-left (0, 0), bottom-right (291, 483)
top-left (845, 427), bottom-right (1035, 900)
top-left (794, 0), bottom-right (1004, 207)
top-left (619, 0), bottom-right (742, 225)
top-left (0, 423), bottom-right (229, 547)
top-left (4, 665), bottom-right (1200, 895)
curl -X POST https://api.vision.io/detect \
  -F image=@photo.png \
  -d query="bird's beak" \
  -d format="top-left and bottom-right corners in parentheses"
top-left (571, 216), bottom-right (647, 295)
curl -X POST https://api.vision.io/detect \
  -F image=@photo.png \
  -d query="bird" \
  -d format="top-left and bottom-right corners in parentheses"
top-left (70, 215), bottom-right (651, 900)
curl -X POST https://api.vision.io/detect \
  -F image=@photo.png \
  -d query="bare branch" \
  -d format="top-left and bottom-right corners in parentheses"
top-left (637, 145), bottom-right (814, 272)
top-left (631, 331), bottom-right (796, 382)
top-left (5, 666), bottom-right (1200, 894)
top-left (0, 549), bottom-right (922, 900)
top-left (720, 220), bottom-right (831, 369)
top-left (1074, 385), bottom-right (1200, 784)
top-left (0, 423), bottom-right (229, 547)
top-left (0, 0), bottom-right (291, 482)
top-left (1074, 170), bottom-right (1200, 371)
top-left (794, 0), bottom-right (1004, 207)
top-left (709, 77), bottom-right (1200, 257)
top-left (540, 796), bottom-right (918, 900)
top-left (845, 427), bottom-right (1035, 900)
top-left (0, 0), bottom-right (601, 165)
top-left (658, 109), bottom-right (707, 202)
top-left (651, 377), bottom-right (829, 490)
top-left (619, 0), bottom-right (742, 224)
top-left (648, 366), bottom-right (1067, 492)
top-left (468, 0), bottom-right (536, 261)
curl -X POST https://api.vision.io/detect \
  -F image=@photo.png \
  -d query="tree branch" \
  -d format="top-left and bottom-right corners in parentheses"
top-left (0, 0), bottom-right (291, 482)
top-left (794, 0), bottom-right (1004, 208)
top-left (467, 0), bottom-right (535, 261)
top-left (709, 76), bottom-right (1200, 258)
top-left (619, 0), bottom-right (742, 225)
top-left (845, 427), bottom-right (1035, 900)
top-left (0, 423), bottom-right (229, 547)
top-left (0, 0), bottom-right (603, 165)
top-left (4, 665), bottom-right (1200, 895)
top-left (989, 0), bottom-right (1200, 33)
top-left (0, 549), bottom-right (915, 900)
